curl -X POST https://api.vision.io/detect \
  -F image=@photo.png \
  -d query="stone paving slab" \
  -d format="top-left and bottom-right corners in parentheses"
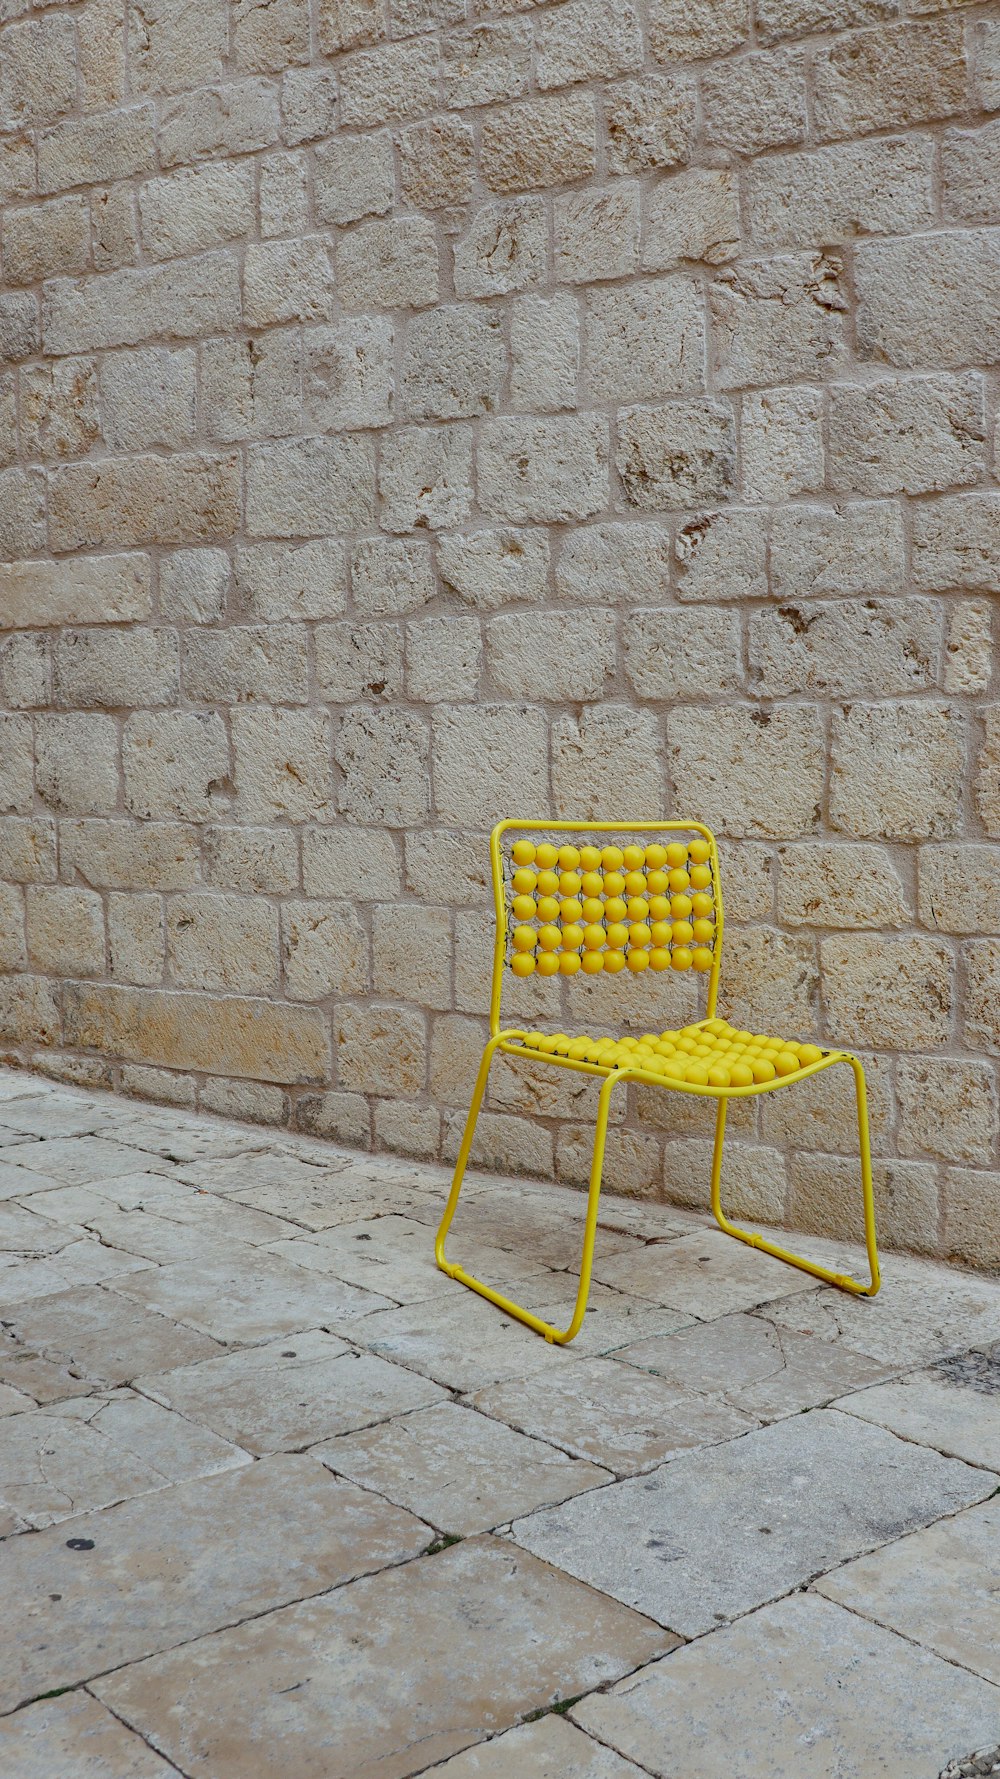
top-left (511, 1282), bottom-right (697, 1356)
top-left (317, 1400), bottom-right (610, 1533)
top-left (0, 1199), bottom-right (90, 1254)
top-left (616, 1309), bottom-right (891, 1421)
top-left (509, 1409), bottom-right (997, 1635)
top-left (0, 1095), bottom-right (108, 1140)
top-left (342, 1285), bottom-right (576, 1392)
top-left (0, 1382), bottom-right (33, 1416)
top-left (0, 1239), bottom-right (153, 1304)
top-left (22, 1174), bottom-right (208, 1223)
top-left (426, 1714), bottom-right (651, 1775)
top-left (0, 1690), bottom-right (183, 1777)
top-left (593, 1228), bottom-right (818, 1318)
top-left (113, 1250), bottom-right (393, 1342)
top-left (472, 1354), bottom-right (755, 1475)
top-left (834, 1352), bottom-right (1000, 1469)
top-left (422, 1188), bottom-right (641, 1273)
top-left (0, 1285), bottom-right (224, 1402)
top-left (0, 1389), bottom-right (249, 1527)
top-left (758, 1272), bottom-right (1000, 1367)
top-left (177, 1149), bottom-right (352, 1199)
top-left (138, 1329), bottom-right (447, 1453)
top-left (94, 1536), bottom-right (676, 1779)
top-left (0, 1156), bottom-right (66, 1200)
top-left (571, 1593), bottom-right (1000, 1778)
top-left (269, 1213), bottom-right (552, 1304)
top-left (2, 1136), bottom-right (174, 1187)
top-left (199, 1164), bottom-right (440, 1229)
top-left (817, 1495), bottom-right (1000, 1685)
top-left (0, 1454), bottom-right (430, 1714)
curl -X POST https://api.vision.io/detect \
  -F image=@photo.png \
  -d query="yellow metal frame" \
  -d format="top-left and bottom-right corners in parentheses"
top-left (435, 819), bottom-right (880, 1344)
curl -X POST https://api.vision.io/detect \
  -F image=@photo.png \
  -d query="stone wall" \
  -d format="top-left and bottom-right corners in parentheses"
top-left (1, 0), bottom-right (999, 1268)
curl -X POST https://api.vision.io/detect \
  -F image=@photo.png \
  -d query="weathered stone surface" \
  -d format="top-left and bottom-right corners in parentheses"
top-left (0, 1692), bottom-right (182, 1778)
top-left (428, 1716), bottom-right (651, 1777)
top-left (835, 1364), bottom-right (1000, 1472)
top-left (0, 1284), bottom-right (221, 1400)
top-left (594, 1228), bottom-right (816, 1320)
top-left (572, 1594), bottom-right (1000, 1774)
top-left (116, 1248), bottom-right (387, 1342)
top-left (511, 1411), bottom-right (994, 1634)
top-left (896, 1055), bottom-right (997, 1166)
top-left (64, 984), bottom-right (330, 1084)
top-left (668, 703), bottom-right (824, 838)
top-left (830, 703), bottom-right (964, 839)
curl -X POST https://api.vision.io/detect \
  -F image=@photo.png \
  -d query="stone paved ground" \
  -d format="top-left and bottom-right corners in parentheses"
top-left (1, 1067), bottom-right (999, 1778)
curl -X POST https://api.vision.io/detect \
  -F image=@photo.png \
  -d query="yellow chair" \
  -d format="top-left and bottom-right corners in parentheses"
top-left (435, 819), bottom-right (880, 1344)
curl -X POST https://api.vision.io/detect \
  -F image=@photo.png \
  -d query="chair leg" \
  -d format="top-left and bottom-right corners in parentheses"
top-left (436, 1062), bottom-right (624, 1344)
top-left (708, 1057), bottom-right (880, 1297)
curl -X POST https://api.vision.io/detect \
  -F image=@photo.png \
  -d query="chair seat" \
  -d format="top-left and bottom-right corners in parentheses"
top-left (510, 1017), bottom-right (831, 1090)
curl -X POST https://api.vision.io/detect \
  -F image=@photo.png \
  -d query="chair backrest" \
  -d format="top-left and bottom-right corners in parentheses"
top-left (488, 819), bottom-right (724, 1032)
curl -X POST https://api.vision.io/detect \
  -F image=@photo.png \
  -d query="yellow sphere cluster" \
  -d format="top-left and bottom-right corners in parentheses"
top-left (507, 834), bottom-right (717, 975)
top-left (517, 1018), bottom-right (824, 1086)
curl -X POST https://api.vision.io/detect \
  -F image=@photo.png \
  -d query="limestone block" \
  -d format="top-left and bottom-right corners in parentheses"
top-left (27, 885), bottom-right (105, 978)
top-left (0, 293), bottom-right (38, 367)
top-left (675, 508), bottom-right (768, 603)
top-left (338, 39), bottom-right (440, 125)
top-left (479, 414), bottom-right (608, 524)
top-left (442, 20), bottom-right (530, 108)
top-left (379, 424), bottom-right (473, 532)
top-left (487, 610), bottom-right (616, 700)
top-left (943, 119), bottom-right (1000, 226)
top-left (138, 163), bottom-right (253, 261)
top-left (293, 1090), bottom-right (370, 1145)
top-left (748, 137), bottom-right (934, 249)
top-left (759, 1046), bottom-right (893, 1154)
top-left (453, 198), bottom-right (546, 298)
top-left (0, 633), bottom-right (48, 709)
top-left (336, 706), bottom-right (430, 826)
top-left (0, 975), bottom-right (60, 1047)
top-left (158, 80), bottom-right (280, 167)
top-left (587, 276), bottom-right (704, 402)
top-left (337, 217), bottom-right (439, 310)
top-left (2, 196), bottom-right (89, 286)
top-left (976, 706), bottom-right (1000, 836)
top-left (668, 703), bottom-right (824, 837)
top-left (557, 522), bottom-right (671, 603)
top-left (829, 373), bottom-right (986, 496)
top-left (124, 711), bottom-right (230, 822)
top-left (918, 843), bottom-right (1000, 935)
top-left (303, 827), bottom-right (401, 901)
top-left (233, 0), bottom-right (308, 72)
top-left (717, 926), bottom-right (819, 1034)
top-left (235, 541), bottom-right (347, 621)
top-left (167, 892), bottom-right (278, 995)
top-left (438, 527), bottom-right (550, 609)
top-left (554, 184), bottom-right (641, 284)
top-left (0, 818), bottom-right (56, 885)
top-left (259, 152), bottom-right (309, 236)
top-left (946, 1168), bottom-right (1000, 1267)
top-left (433, 702), bottom-right (547, 825)
top-left (303, 317), bottom-right (394, 432)
top-left (336, 1001), bottom-right (427, 1096)
top-left (315, 620), bottom-right (404, 703)
top-left (282, 901), bottom-right (369, 1000)
top-left (741, 386), bottom-right (823, 502)
top-left (778, 843), bottom-right (910, 929)
top-left (406, 616), bottom-right (482, 701)
top-left (830, 703), bottom-right (964, 839)
top-left (202, 332), bottom-right (301, 444)
top-left (616, 399), bottom-right (735, 510)
top-left (399, 117), bottom-right (475, 209)
top-left (821, 934), bottom-right (953, 1049)
top-left (815, 18), bottom-right (967, 142)
top-left (944, 599), bottom-right (993, 695)
top-left (511, 293), bottom-right (579, 413)
top-left (0, 554), bottom-right (151, 629)
top-left (912, 493), bottom-right (1000, 591)
top-left (100, 346), bottom-right (197, 452)
top-left (755, 0), bottom-right (894, 42)
top-left (314, 132), bottom-right (394, 225)
top-left (42, 254), bottom-right (241, 353)
top-left (184, 626), bottom-right (309, 706)
top-left (856, 231), bottom-right (1000, 370)
top-left (748, 599), bottom-right (940, 699)
top-left (205, 827), bottom-right (298, 895)
top-left (964, 938), bottom-right (1000, 1054)
top-left (711, 252), bottom-right (847, 389)
top-left (128, 0), bottom-right (227, 93)
top-left (54, 627), bottom-right (179, 709)
top-left (649, 0), bottom-right (748, 63)
top-left (92, 184), bottom-right (140, 270)
top-left (790, 1152), bottom-right (939, 1252)
top-left (373, 903), bottom-right (451, 1010)
top-left (245, 436), bottom-right (376, 538)
top-left (51, 452), bottom-right (238, 552)
top-left (552, 703), bottom-right (665, 821)
top-left (405, 832), bottom-right (489, 905)
top-left (770, 501), bottom-right (906, 600)
top-left (231, 708), bottom-right (333, 823)
top-left (481, 94), bottom-right (596, 192)
top-left (623, 607), bottom-right (742, 701)
top-left (160, 548), bottom-right (228, 624)
top-left (244, 237), bottom-right (334, 327)
top-left (316, 0), bottom-right (383, 54)
top-left (351, 536), bottom-right (433, 618)
top-left (703, 48), bottom-right (807, 156)
top-left (606, 72), bottom-right (696, 174)
top-left (59, 819), bottom-right (200, 891)
top-left (402, 305), bottom-right (505, 421)
top-left (643, 168), bottom-right (740, 271)
top-left (64, 982), bottom-right (330, 1082)
top-left (0, 467), bottom-right (44, 558)
top-left (897, 1058), bottom-right (998, 1167)
top-left (36, 713), bottom-right (119, 816)
top-left (0, 15), bottom-right (76, 128)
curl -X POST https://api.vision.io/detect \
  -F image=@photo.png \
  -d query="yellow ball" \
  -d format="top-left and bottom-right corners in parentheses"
top-left (582, 897), bottom-right (604, 923)
top-left (561, 924), bottom-right (584, 951)
top-left (606, 922), bottom-right (629, 950)
top-left (602, 846), bottom-right (624, 870)
top-left (663, 1057), bottom-right (687, 1081)
top-left (686, 1062), bottom-right (710, 1086)
top-left (692, 918), bottom-right (715, 944)
top-left (604, 871), bottom-right (626, 897)
top-left (623, 844), bottom-right (645, 870)
top-left (537, 951), bottom-right (560, 976)
top-left (552, 1034), bottom-right (572, 1053)
top-left (629, 922), bottom-right (651, 948)
top-left (581, 950), bottom-right (604, 973)
top-left (512, 867), bottom-right (536, 894)
top-left (537, 868), bottom-right (560, 895)
top-left (559, 952), bottom-right (581, 975)
top-left (581, 871), bottom-right (604, 899)
top-left (537, 924), bottom-right (561, 952)
top-left (798, 1044), bottom-right (823, 1065)
top-left (567, 1037), bottom-right (590, 1059)
top-left (624, 869), bottom-right (647, 896)
top-left (511, 952), bottom-right (536, 977)
top-left (690, 864), bottom-right (712, 891)
top-left (650, 947), bottom-right (671, 971)
top-left (512, 894), bottom-right (537, 921)
top-left (536, 1033), bottom-right (558, 1051)
top-left (536, 843), bottom-right (559, 869)
top-left (688, 837), bottom-right (711, 865)
top-left (559, 870), bottom-right (582, 896)
top-left (512, 925), bottom-right (536, 953)
top-left (560, 898), bottom-right (583, 923)
top-left (579, 846), bottom-right (602, 870)
top-left (671, 947), bottom-right (693, 971)
top-left (670, 894), bottom-right (693, 919)
top-left (627, 948), bottom-right (649, 972)
top-left (583, 923), bottom-right (606, 951)
top-left (511, 839), bottom-right (536, 866)
top-left (729, 1061), bottom-right (754, 1087)
top-left (627, 896), bottom-right (650, 920)
top-left (604, 949), bottom-right (626, 974)
top-left (775, 1051), bottom-right (800, 1076)
top-left (666, 841), bottom-right (687, 867)
top-left (648, 894), bottom-right (670, 920)
top-left (691, 947), bottom-right (714, 972)
top-left (558, 844), bottom-right (581, 869)
top-left (751, 1057), bottom-right (776, 1083)
top-left (707, 1064), bottom-right (732, 1088)
top-left (646, 869), bottom-right (669, 895)
top-left (537, 895), bottom-right (560, 922)
top-left (651, 920), bottom-right (671, 946)
top-left (668, 868), bottom-right (691, 892)
top-left (691, 892), bottom-right (714, 918)
top-left (645, 844), bottom-right (667, 868)
top-left (672, 920), bottom-right (694, 945)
